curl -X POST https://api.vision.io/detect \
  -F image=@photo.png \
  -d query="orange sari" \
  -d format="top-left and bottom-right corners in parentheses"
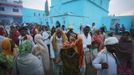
top-left (62, 35), bottom-right (85, 68)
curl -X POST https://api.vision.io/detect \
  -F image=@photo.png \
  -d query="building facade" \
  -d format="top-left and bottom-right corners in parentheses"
top-left (50, 0), bottom-right (110, 31)
top-left (0, 0), bottom-right (46, 25)
top-left (102, 16), bottom-right (134, 31)
top-left (22, 8), bottom-right (46, 25)
top-left (0, 0), bottom-right (23, 25)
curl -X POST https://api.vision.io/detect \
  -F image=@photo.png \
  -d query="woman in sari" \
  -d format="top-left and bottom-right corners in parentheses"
top-left (59, 33), bottom-right (85, 75)
top-left (32, 34), bottom-right (51, 75)
top-left (0, 38), bottom-right (17, 75)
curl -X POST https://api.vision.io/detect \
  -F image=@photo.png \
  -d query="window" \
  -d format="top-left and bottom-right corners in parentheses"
top-left (13, 8), bottom-right (19, 12)
top-left (0, 0), bottom-right (7, 2)
top-left (0, 7), bottom-right (5, 11)
top-left (100, 0), bottom-right (103, 5)
top-left (34, 13), bottom-right (36, 16)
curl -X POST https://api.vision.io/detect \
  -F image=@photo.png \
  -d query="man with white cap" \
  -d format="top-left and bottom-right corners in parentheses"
top-left (92, 37), bottom-right (119, 75)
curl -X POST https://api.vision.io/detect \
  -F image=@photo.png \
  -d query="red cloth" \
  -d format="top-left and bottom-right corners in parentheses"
top-left (118, 62), bottom-right (132, 75)
top-left (62, 35), bottom-right (85, 67)
top-left (75, 37), bottom-right (85, 67)
top-left (0, 27), bottom-right (5, 35)
top-left (11, 30), bottom-right (20, 45)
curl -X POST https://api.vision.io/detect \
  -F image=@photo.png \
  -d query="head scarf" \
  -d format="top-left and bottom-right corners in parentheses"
top-left (1, 38), bottom-right (14, 72)
top-left (52, 28), bottom-right (68, 51)
top-left (26, 35), bottom-right (33, 41)
top-left (34, 34), bottom-right (47, 48)
top-left (62, 34), bottom-right (85, 67)
top-left (68, 25), bottom-right (73, 30)
top-left (1, 38), bottom-right (13, 55)
top-left (19, 40), bottom-right (33, 55)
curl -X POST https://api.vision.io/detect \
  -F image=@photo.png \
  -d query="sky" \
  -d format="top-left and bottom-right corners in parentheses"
top-left (22, 0), bottom-right (134, 16)
top-left (109, 0), bottom-right (134, 16)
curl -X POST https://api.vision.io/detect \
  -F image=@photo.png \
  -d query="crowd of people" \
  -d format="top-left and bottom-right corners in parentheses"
top-left (0, 22), bottom-right (134, 75)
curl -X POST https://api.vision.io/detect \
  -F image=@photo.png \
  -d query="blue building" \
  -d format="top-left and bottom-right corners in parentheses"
top-left (102, 16), bottom-right (134, 31)
top-left (22, 0), bottom-right (49, 25)
top-left (22, 8), bottom-right (46, 25)
top-left (49, 0), bottom-right (110, 31)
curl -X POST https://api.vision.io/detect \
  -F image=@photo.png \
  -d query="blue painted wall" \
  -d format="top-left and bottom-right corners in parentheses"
top-left (22, 8), bottom-right (46, 25)
top-left (102, 16), bottom-right (134, 31)
top-left (82, 0), bottom-right (109, 28)
top-left (50, 0), bottom-right (110, 32)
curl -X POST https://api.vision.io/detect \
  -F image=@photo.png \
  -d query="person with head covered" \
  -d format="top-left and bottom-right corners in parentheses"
top-left (60, 31), bottom-right (86, 75)
top-left (32, 34), bottom-right (51, 75)
top-left (13, 40), bottom-right (44, 75)
top-left (92, 37), bottom-right (119, 75)
top-left (0, 38), bottom-right (17, 75)
top-left (50, 28), bottom-right (68, 75)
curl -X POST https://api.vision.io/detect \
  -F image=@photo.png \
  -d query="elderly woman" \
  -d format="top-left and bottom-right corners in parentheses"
top-left (13, 40), bottom-right (44, 75)
top-left (0, 38), bottom-right (17, 75)
top-left (32, 34), bottom-right (51, 75)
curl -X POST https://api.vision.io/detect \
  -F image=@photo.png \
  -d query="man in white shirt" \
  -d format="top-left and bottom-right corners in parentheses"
top-left (81, 26), bottom-right (92, 75)
top-left (93, 37), bottom-right (119, 75)
top-left (91, 22), bottom-right (96, 33)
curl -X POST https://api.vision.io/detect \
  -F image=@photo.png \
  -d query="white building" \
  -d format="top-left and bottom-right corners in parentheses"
top-left (0, 0), bottom-right (23, 25)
